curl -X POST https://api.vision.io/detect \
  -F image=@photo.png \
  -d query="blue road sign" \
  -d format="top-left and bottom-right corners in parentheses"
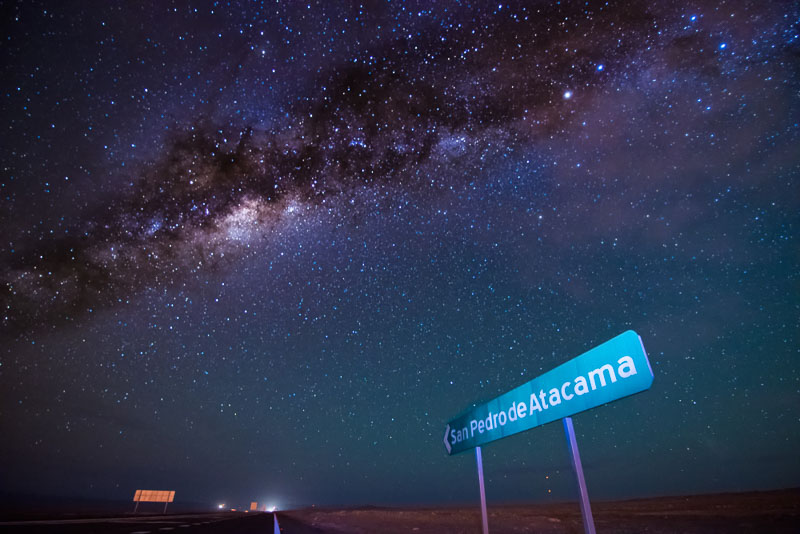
top-left (444, 330), bottom-right (653, 455)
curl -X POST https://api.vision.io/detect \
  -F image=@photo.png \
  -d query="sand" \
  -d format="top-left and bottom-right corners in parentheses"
top-left (279, 488), bottom-right (800, 533)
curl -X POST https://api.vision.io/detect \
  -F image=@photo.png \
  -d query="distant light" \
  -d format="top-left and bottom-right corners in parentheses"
top-left (690, 15), bottom-right (697, 21)
top-left (218, 503), bottom-right (225, 509)
top-left (719, 43), bottom-right (727, 49)
top-left (269, 505), bottom-right (277, 512)
top-left (563, 90), bottom-right (573, 100)
top-left (596, 64), bottom-right (604, 71)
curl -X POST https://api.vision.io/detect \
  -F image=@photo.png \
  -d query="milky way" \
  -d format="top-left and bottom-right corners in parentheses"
top-left (2, 1), bottom-right (687, 332)
top-left (1, 0), bottom-right (798, 508)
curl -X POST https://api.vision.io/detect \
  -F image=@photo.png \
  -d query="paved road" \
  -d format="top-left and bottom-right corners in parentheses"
top-left (0, 512), bottom-right (283, 533)
top-left (272, 513), bottom-right (327, 533)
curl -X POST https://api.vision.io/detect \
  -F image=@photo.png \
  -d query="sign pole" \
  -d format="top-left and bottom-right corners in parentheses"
top-left (475, 446), bottom-right (489, 534)
top-left (563, 417), bottom-right (596, 534)
top-left (163, 501), bottom-right (169, 514)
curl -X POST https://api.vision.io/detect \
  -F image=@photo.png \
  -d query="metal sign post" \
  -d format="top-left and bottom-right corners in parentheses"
top-left (475, 446), bottom-right (489, 534)
top-left (563, 417), bottom-right (596, 534)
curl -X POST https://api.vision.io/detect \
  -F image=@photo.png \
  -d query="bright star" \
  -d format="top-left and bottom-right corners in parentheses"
top-left (563, 90), bottom-right (573, 100)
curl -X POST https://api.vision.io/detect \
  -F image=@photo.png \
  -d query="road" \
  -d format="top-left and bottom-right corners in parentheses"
top-left (0, 511), bottom-right (311, 533)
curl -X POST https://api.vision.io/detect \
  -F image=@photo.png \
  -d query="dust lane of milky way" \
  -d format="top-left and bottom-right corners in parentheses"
top-left (1, 2), bottom-right (646, 334)
top-left (3, 1), bottom-right (790, 338)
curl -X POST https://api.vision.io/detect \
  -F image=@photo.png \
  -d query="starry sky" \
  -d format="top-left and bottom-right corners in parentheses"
top-left (1, 0), bottom-right (798, 509)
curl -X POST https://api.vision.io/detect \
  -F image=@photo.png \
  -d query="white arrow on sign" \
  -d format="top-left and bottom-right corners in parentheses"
top-left (443, 424), bottom-right (451, 454)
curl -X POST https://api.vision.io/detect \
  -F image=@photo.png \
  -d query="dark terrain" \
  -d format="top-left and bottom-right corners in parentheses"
top-left (1, 489), bottom-right (797, 533)
top-left (282, 488), bottom-right (800, 533)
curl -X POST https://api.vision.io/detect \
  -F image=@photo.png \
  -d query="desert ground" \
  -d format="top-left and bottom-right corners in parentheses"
top-left (279, 488), bottom-right (800, 533)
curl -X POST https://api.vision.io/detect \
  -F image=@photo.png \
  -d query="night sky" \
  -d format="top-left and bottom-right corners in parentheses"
top-left (2, 0), bottom-right (798, 510)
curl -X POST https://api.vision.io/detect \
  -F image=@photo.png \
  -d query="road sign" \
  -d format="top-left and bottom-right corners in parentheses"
top-left (132, 490), bottom-right (176, 514)
top-left (133, 490), bottom-right (175, 503)
top-left (444, 330), bottom-right (653, 455)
